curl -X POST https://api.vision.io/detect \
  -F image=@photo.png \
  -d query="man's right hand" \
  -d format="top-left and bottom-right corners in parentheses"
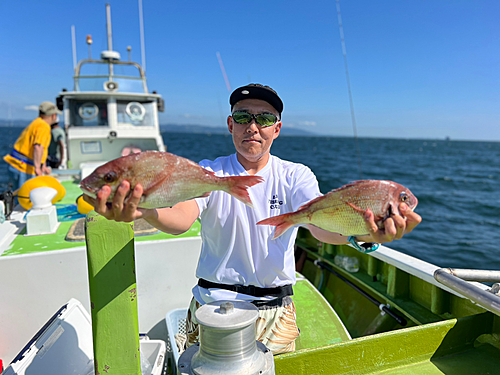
top-left (83, 180), bottom-right (200, 235)
top-left (83, 180), bottom-right (150, 222)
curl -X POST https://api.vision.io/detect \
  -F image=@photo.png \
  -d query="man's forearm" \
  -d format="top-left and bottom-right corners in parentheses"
top-left (307, 224), bottom-right (348, 245)
top-left (33, 144), bottom-right (44, 175)
top-left (58, 141), bottom-right (64, 161)
top-left (143, 200), bottom-right (199, 235)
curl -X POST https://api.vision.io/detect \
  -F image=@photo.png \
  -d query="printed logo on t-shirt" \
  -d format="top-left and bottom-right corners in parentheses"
top-left (269, 194), bottom-right (284, 210)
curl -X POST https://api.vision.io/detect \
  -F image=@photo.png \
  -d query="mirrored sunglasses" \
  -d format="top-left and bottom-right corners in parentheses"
top-left (231, 111), bottom-right (279, 127)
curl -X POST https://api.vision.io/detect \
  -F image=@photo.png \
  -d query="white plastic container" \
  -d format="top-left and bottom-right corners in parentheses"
top-left (334, 254), bottom-right (359, 273)
top-left (138, 339), bottom-right (167, 375)
top-left (3, 299), bottom-right (166, 375)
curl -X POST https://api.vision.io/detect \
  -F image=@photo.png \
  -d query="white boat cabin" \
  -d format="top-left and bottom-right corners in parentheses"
top-left (56, 51), bottom-right (165, 174)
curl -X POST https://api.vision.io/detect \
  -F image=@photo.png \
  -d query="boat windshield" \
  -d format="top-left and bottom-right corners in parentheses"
top-left (117, 101), bottom-right (155, 127)
top-left (70, 100), bottom-right (108, 127)
top-left (68, 100), bottom-right (155, 127)
top-left (77, 77), bottom-right (145, 93)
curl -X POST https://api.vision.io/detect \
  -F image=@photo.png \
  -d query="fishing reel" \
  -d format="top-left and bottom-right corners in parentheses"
top-left (0, 186), bottom-right (15, 221)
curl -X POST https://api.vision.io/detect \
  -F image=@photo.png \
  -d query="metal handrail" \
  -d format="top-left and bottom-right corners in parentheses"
top-left (434, 268), bottom-right (500, 316)
top-left (74, 59), bottom-right (148, 93)
top-left (74, 75), bottom-right (144, 80)
top-left (75, 59), bottom-right (145, 78)
top-left (439, 268), bottom-right (500, 283)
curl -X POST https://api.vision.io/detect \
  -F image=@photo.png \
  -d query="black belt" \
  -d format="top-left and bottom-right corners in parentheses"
top-left (198, 278), bottom-right (293, 298)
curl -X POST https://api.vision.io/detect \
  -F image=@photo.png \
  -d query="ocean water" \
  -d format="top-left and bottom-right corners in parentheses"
top-left (1, 126), bottom-right (500, 271)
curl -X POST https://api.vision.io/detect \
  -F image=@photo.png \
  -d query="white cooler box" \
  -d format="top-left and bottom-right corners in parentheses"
top-left (2, 298), bottom-right (166, 375)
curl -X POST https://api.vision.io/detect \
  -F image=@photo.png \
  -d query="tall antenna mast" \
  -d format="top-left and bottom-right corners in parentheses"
top-left (105, 3), bottom-right (114, 76)
top-left (216, 51), bottom-right (231, 92)
top-left (106, 3), bottom-right (113, 51)
top-left (336, 0), bottom-right (363, 179)
top-left (71, 25), bottom-right (77, 71)
top-left (139, 0), bottom-right (147, 72)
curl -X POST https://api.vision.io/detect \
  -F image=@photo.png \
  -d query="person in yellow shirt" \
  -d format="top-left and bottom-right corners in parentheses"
top-left (4, 101), bottom-right (62, 190)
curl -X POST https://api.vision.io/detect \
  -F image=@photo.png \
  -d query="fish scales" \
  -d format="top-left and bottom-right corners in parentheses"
top-left (305, 188), bottom-right (388, 235)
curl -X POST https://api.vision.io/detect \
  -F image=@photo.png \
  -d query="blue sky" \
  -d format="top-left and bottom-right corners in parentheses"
top-left (0, 0), bottom-right (498, 140)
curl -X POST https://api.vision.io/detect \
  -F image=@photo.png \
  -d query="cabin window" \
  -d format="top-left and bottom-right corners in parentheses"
top-left (117, 101), bottom-right (154, 127)
top-left (70, 101), bottom-right (108, 127)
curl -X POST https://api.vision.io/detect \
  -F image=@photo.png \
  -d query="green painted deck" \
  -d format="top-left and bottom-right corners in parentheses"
top-left (2, 179), bottom-right (201, 257)
top-left (294, 276), bottom-right (351, 350)
top-left (276, 311), bottom-right (500, 374)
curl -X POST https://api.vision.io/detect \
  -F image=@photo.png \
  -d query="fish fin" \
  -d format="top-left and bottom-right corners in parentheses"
top-left (142, 171), bottom-right (172, 197)
top-left (257, 213), bottom-right (296, 239)
top-left (328, 180), bottom-right (374, 194)
top-left (223, 175), bottom-right (264, 208)
top-left (345, 201), bottom-right (366, 215)
top-left (298, 195), bottom-right (324, 211)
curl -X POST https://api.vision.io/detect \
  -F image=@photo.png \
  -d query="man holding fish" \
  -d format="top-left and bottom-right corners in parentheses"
top-left (83, 83), bottom-right (421, 354)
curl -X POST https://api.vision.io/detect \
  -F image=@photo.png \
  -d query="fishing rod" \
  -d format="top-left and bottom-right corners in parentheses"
top-left (335, 0), bottom-right (363, 180)
top-left (216, 51), bottom-right (232, 93)
top-left (315, 259), bottom-right (407, 326)
top-left (138, 0), bottom-right (147, 73)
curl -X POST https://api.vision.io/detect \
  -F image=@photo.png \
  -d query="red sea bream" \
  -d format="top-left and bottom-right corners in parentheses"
top-left (257, 180), bottom-right (418, 239)
top-left (80, 151), bottom-right (263, 208)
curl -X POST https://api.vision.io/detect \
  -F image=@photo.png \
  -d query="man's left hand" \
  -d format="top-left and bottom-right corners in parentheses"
top-left (357, 203), bottom-right (422, 244)
top-left (42, 165), bottom-right (52, 175)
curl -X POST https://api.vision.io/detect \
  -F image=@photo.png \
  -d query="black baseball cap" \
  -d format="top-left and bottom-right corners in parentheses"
top-left (230, 84), bottom-right (283, 115)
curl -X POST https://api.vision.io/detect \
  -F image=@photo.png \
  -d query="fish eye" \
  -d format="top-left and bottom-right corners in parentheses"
top-left (400, 192), bottom-right (408, 202)
top-left (103, 172), bottom-right (117, 183)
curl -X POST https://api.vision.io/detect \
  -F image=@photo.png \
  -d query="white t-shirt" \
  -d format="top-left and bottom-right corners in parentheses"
top-left (193, 153), bottom-right (321, 304)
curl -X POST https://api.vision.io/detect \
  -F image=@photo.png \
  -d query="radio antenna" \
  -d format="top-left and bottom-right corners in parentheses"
top-left (71, 25), bottom-right (77, 71)
top-left (336, 0), bottom-right (363, 179)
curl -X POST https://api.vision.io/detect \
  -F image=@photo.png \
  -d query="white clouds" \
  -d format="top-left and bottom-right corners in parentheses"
top-left (298, 121), bottom-right (316, 127)
top-left (24, 105), bottom-right (38, 111)
top-left (182, 113), bottom-right (204, 119)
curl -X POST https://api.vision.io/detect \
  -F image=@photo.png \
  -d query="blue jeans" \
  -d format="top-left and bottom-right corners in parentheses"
top-left (7, 165), bottom-right (34, 191)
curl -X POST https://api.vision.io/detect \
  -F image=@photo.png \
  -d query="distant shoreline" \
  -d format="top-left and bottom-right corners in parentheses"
top-left (159, 124), bottom-right (316, 137)
top-left (0, 120), bottom-right (317, 137)
top-left (0, 121), bottom-right (495, 142)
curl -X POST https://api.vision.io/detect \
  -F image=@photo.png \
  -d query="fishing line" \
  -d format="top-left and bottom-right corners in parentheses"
top-left (335, 0), bottom-right (363, 179)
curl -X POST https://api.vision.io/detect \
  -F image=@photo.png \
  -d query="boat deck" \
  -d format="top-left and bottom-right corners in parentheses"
top-left (276, 234), bottom-right (500, 374)
top-left (1, 179), bottom-right (201, 257)
top-left (294, 274), bottom-right (351, 350)
top-left (276, 310), bottom-right (500, 374)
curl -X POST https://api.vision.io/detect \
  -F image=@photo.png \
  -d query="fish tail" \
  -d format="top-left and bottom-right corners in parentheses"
top-left (222, 175), bottom-right (264, 208)
top-left (257, 213), bottom-right (297, 239)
